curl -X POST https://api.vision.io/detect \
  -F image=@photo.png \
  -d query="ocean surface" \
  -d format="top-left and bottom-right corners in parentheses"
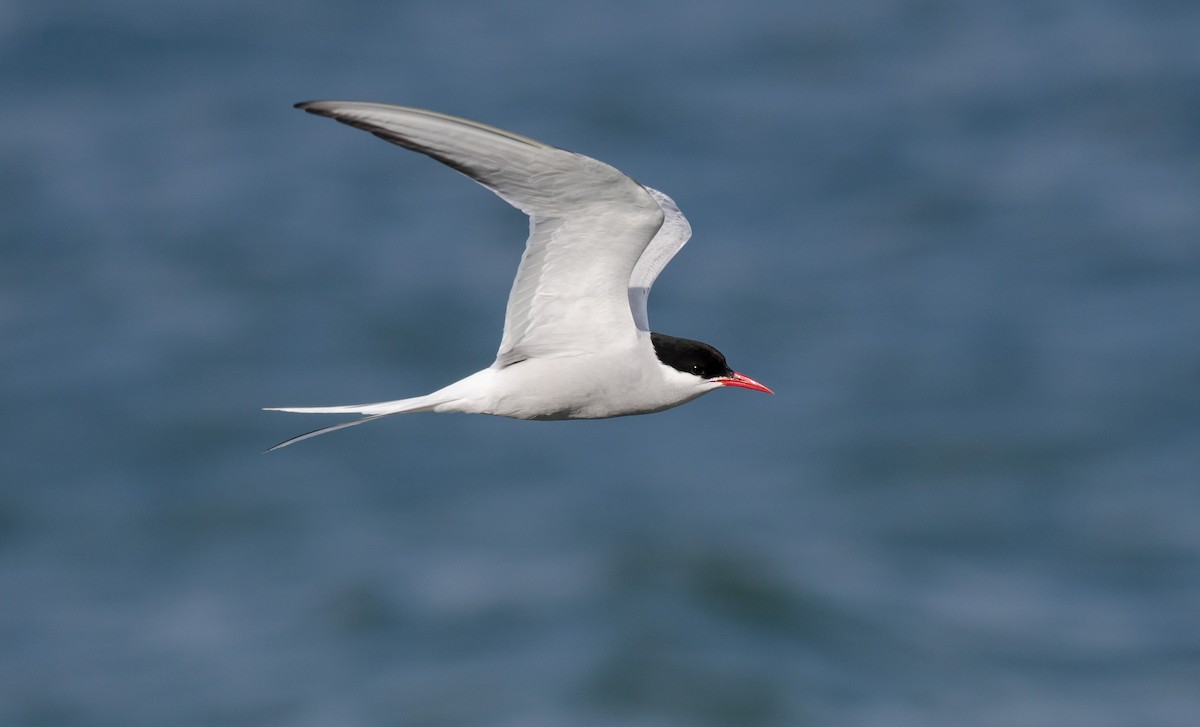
top-left (3, 1), bottom-right (1198, 725)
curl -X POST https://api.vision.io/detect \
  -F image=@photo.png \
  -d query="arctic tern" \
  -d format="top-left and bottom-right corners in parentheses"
top-left (266, 101), bottom-right (771, 450)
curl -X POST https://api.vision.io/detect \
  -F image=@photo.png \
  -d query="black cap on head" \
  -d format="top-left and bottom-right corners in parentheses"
top-left (650, 332), bottom-right (734, 380)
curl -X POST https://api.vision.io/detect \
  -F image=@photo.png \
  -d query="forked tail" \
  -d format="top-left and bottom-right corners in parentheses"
top-left (263, 395), bottom-right (443, 451)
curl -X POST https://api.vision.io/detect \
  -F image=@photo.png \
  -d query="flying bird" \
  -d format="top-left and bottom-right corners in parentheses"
top-left (267, 101), bottom-right (771, 450)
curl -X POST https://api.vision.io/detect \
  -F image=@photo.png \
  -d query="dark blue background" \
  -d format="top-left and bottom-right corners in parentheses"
top-left (3, 1), bottom-right (1198, 724)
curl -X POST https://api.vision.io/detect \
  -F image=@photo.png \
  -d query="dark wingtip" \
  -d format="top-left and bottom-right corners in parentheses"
top-left (294, 100), bottom-right (332, 116)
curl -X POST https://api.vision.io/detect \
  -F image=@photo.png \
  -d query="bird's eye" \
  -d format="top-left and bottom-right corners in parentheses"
top-left (691, 364), bottom-right (703, 375)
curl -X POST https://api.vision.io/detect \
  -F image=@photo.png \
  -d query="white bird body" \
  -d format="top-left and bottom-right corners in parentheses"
top-left (267, 102), bottom-right (770, 450)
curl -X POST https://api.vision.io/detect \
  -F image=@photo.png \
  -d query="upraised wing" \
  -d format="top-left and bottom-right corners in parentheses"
top-left (627, 187), bottom-right (692, 332)
top-left (295, 101), bottom-right (665, 367)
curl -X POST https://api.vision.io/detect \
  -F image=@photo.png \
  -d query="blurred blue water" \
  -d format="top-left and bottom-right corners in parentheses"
top-left (2, 1), bottom-right (1199, 725)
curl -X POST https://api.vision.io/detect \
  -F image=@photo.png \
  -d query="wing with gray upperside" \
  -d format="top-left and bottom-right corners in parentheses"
top-left (297, 101), bottom-right (665, 366)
